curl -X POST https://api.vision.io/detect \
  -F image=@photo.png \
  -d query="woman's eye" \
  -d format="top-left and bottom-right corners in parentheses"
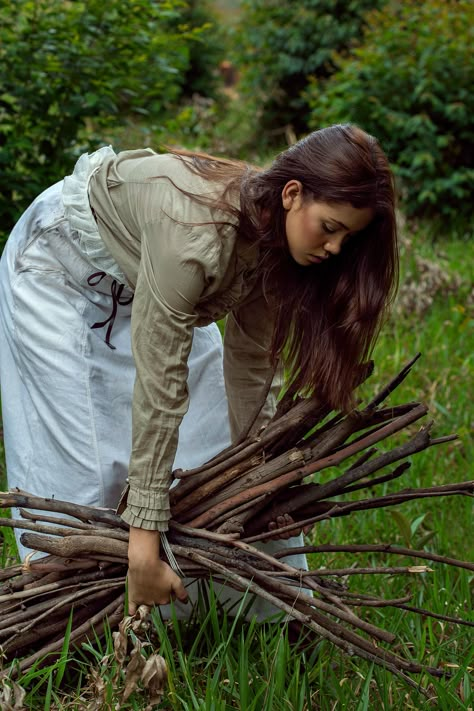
top-left (322, 222), bottom-right (336, 234)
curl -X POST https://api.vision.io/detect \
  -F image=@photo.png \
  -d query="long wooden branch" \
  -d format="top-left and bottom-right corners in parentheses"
top-left (0, 491), bottom-right (125, 528)
top-left (272, 543), bottom-right (474, 572)
top-left (243, 481), bottom-right (473, 541)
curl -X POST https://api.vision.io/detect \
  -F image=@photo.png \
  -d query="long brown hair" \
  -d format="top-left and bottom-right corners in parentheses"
top-left (168, 124), bottom-right (398, 411)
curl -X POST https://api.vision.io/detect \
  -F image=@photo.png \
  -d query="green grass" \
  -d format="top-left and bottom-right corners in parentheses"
top-left (0, 221), bottom-right (472, 708)
top-left (1, 594), bottom-right (471, 710)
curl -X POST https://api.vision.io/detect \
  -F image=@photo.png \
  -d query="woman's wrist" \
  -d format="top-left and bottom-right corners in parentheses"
top-left (128, 526), bottom-right (160, 561)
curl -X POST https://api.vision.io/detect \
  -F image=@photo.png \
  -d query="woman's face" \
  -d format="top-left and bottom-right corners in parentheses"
top-left (282, 180), bottom-right (374, 266)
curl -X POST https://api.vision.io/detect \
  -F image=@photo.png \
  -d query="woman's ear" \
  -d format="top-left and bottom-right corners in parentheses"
top-left (281, 180), bottom-right (303, 210)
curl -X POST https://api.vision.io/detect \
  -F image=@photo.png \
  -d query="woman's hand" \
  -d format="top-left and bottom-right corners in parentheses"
top-left (268, 513), bottom-right (313, 540)
top-left (127, 527), bottom-right (188, 614)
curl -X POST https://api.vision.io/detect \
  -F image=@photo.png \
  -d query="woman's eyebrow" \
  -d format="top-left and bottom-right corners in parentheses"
top-left (327, 218), bottom-right (349, 230)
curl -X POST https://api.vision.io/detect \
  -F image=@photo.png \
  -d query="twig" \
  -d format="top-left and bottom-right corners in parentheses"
top-left (0, 491), bottom-right (125, 529)
top-left (365, 353), bottom-right (422, 409)
top-left (273, 543), bottom-right (474, 572)
top-left (6, 594), bottom-right (125, 678)
top-left (268, 565), bottom-right (433, 577)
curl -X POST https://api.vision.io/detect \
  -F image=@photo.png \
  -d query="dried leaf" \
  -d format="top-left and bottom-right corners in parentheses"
top-left (121, 646), bottom-right (146, 704)
top-left (0, 677), bottom-right (27, 710)
top-left (89, 667), bottom-right (106, 696)
top-left (82, 667), bottom-right (107, 711)
top-left (130, 605), bottom-right (151, 634)
top-left (113, 617), bottom-right (131, 666)
top-left (141, 653), bottom-right (168, 707)
top-left (407, 566), bottom-right (433, 573)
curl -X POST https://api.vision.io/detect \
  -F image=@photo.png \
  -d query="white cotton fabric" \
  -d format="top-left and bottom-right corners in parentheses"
top-left (62, 145), bottom-right (127, 284)
top-left (0, 175), bottom-right (309, 621)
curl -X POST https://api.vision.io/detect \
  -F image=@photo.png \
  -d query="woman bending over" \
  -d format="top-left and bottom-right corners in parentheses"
top-left (0, 123), bottom-right (398, 615)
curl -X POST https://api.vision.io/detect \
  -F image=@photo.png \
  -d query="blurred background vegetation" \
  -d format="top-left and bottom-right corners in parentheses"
top-left (1, 0), bottom-right (473, 247)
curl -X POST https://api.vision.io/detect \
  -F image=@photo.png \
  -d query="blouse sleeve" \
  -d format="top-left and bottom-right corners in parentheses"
top-left (223, 287), bottom-right (283, 442)
top-left (120, 205), bottom-right (214, 531)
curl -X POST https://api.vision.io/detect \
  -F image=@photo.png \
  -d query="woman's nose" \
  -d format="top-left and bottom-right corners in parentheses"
top-left (324, 233), bottom-right (346, 255)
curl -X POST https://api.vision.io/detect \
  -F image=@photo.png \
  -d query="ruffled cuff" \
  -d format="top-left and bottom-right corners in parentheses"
top-left (117, 483), bottom-right (171, 532)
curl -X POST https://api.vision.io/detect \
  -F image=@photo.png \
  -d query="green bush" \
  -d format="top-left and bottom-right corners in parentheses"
top-left (174, 0), bottom-right (227, 99)
top-left (306, 0), bottom-right (474, 224)
top-left (0, 0), bottom-right (218, 248)
top-left (234, 0), bottom-right (384, 139)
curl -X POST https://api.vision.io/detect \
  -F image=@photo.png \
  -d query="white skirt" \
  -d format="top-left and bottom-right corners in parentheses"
top-left (0, 154), bottom-right (308, 620)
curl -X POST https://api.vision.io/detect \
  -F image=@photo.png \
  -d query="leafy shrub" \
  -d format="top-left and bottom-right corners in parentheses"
top-left (0, 0), bottom-right (220, 248)
top-left (174, 0), bottom-right (228, 99)
top-left (234, 0), bottom-right (384, 139)
top-left (306, 0), bottom-right (474, 224)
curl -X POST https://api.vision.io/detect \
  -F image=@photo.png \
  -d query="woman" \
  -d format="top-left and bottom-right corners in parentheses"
top-left (0, 123), bottom-right (398, 615)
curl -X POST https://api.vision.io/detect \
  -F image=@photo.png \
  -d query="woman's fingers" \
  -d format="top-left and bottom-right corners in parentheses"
top-left (127, 557), bottom-right (188, 612)
top-left (172, 576), bottom-right (189, 603)
top-left (267, 514), bottom-right (314, 540)
top-left (268, 513), bottom-right (294, 539)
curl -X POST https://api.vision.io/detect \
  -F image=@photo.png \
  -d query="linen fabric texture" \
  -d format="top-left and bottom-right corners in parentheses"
top-left (84, 147), bottom-right (282, 531)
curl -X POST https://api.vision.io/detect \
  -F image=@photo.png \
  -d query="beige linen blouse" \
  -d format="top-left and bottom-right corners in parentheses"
top-left (87, 149), bottom-right (281, 531)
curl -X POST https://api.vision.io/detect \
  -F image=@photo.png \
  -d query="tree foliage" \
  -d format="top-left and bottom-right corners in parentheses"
top-left (0, 0), bottom-right (222, 246)
top-left (175, 0), bottom-right (227, 99)
top-left (306, 0), bottom-right (474, 223)
top-left (235, 0), bottom-right (384, 137)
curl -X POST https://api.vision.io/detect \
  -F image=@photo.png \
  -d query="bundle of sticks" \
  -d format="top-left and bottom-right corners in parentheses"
top-left (0, 354), bottom-right (472, 693)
